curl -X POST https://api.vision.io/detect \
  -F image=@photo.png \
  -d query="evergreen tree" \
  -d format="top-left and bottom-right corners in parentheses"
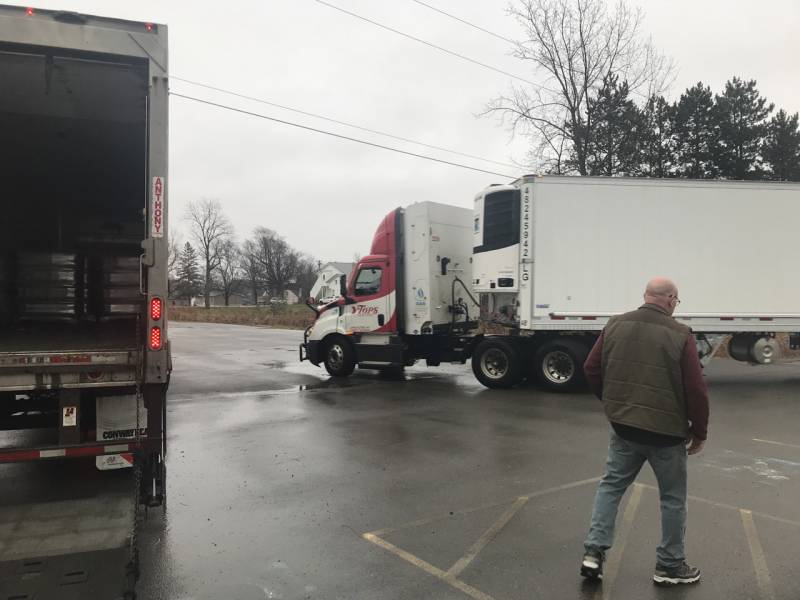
top-left (176, 242), bottom-right (202, 300)
top-left (713, 77), bottom-right (773, 179)
top-left (636, 95), bottom-right (676, 178)
top-left (584, 75), bottom-right (641, 176)
top-left (673, 83), bottom-right (718, 178)
top-left (762, 109), bottom-right (800, 181)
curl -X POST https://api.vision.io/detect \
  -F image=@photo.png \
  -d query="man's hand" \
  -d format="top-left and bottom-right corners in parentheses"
top-left (686, 436), bottom-right (705, 455)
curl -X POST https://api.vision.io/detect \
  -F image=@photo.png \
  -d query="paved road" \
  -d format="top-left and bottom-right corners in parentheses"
top-left (3, 321), bottom-right (800, 600)
top-left (135, 322), bottom-right (800, 600)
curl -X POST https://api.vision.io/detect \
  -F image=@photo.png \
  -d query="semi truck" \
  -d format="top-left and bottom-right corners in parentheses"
top-left (0, 5), bottom-right (169, 506)
top-left (301, 175), bottom-right (800, 391)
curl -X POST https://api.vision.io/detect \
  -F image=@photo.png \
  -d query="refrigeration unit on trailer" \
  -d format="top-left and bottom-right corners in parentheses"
top-left (300, 201), bottom-right (481, 375)
top-left (0, 5), bottom-right (169, 505)
top-left (469, 175), bottom-right (800, 390)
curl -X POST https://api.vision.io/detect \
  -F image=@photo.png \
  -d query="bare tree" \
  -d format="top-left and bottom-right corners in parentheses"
top-left (216, 239), bottom-right (241, 306)
top-left (167, 234), bottom-right (181, 297)
top-left (252, 227), bottom-right (299, 299)
top-left (293, 255), bottom-right (318, 302)
top-left (185, 199), bottom-right (234, 308)
top-left (484, 0), bottom-right (674, 174)
top-left (240, 239), bottom-right (264, 305)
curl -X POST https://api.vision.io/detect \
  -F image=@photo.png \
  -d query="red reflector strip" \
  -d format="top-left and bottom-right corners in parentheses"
top-left (720, 317), bottom-right (734, 321)
top-left (150, 326), bottom-right (162, 350)
top-left (581, 316), bottom-right (597, 320)
top-left (0, 443), bottom-right (134, 463)
top-left (550, 315), bottom-right (566, 320)
top-left (759, 317), bottom-right (773, 321)
top-left (0, 450), bottom-right (39, 462)
top-left (49, 354), bottom-right (92, 364)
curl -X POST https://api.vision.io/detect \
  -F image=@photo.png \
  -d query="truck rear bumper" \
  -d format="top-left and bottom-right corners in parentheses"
top-left (0, 439), bottom-right (147, 464)
top-left (0, 349), bottom-right (140, 392)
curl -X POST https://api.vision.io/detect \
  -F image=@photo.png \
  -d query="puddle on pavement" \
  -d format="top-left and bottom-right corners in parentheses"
top-left (261, 360), bottom-right (288, 369)
top-left (700, 449), bottom-right (800, 484)
top-left (298, 379), bottom-right (358, 391)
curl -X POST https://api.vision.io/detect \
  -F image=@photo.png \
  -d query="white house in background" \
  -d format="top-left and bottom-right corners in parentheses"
top-left (310, 262), bottom-right (354, 303)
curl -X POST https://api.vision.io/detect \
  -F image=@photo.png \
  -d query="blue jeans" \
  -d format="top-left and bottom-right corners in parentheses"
top-left (584, 431), bottom-right (688, 568)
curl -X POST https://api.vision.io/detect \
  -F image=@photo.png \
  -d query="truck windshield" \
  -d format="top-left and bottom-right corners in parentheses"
top-left (355, 267), bottom-right (382, 296)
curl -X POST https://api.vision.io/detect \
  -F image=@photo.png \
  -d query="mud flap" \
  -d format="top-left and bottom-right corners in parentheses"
top-left (95, 394), bottom-right (147, 470)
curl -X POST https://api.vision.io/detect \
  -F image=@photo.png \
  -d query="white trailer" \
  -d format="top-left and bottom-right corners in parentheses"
top-left (0, 4), bottom-right (170, 502)
top-left (470, 175), bottom-right (800, 389)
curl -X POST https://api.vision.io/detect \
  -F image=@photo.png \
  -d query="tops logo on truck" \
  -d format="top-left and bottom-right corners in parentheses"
top-left (351, 305), bottom-right (379, 316)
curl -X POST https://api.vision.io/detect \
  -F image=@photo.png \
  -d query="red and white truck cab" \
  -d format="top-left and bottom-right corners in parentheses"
top-left (300, 202), bottom-right (479, 376)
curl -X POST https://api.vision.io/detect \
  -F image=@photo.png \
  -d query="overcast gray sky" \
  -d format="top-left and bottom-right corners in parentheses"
top-left (8, 0), bottom-right (800, 262)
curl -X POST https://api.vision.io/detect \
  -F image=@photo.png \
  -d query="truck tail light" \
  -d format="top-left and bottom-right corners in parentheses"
top-left (149, 326), bottom-right (162, 351)
top-left (26, 7), bottom-right (35, 15)
top-left (150, 297), bottom-right (163, 321)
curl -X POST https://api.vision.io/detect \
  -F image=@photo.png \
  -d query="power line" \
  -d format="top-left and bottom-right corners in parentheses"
top-left (312, 0), bottom-right (541, 89)
top-left (408, 0), bottom-right (517, 45)
top-left (171, 76), bottom-right (517, 170)
top-left (170, 92), bottom-right (516, 179)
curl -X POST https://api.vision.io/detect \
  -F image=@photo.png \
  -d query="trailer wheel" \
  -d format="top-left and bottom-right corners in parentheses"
top-left (534, 338), bottom-right (589, 392)
top-left (472, 338), bottom-right (523, 389)
top-left (323, 336), bottom-right (356, 377)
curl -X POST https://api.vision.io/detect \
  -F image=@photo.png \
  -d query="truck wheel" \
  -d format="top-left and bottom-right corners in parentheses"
top-left (471, 338), bottom-right (522, 389)
top-left (534, 338), bottom-right (589, 392)
top-left (323, 337), bottom-right (356, 377)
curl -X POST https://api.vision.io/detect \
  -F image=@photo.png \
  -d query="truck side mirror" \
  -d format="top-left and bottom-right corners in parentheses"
top-left (339, 274), bottom-right (347, 297)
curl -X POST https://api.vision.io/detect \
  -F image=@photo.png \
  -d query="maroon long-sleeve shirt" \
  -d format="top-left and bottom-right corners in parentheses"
top-left (584, 331), bottom-right (709, 441)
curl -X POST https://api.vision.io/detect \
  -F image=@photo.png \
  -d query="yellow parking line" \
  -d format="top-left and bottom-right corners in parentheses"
top-left (637, 483), bottom-right (800, 529)
top-left (362, 533), bottom-right (496, 600)
top-left (595, 484), bottom-right (643, 600)
top-left (366, 498), bottom-right (515, 538)
top-left (753, 438), bottom-right (800, 451)
top-left (447, 496), bottom-right (529, 579)
top-left (740, 510), bottom-right (776, 600)
top-left (366, 476), bottom-right (601, 537)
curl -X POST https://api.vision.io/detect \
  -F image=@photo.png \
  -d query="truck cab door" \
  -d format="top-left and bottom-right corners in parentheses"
top-left (343, 262), bottom-right (394, 333)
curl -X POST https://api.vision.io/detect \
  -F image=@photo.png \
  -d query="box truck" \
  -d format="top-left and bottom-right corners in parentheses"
top-left (301, 176), bottom-right (800, 391)
top-left (0, 5), bottom-right (169, 506)
top-left (300, 201), bottom-right (481, 375)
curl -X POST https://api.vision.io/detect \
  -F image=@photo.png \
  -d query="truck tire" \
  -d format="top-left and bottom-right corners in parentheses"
top-left (471, 338), bottom-right (523, 389)
top-left (534, 338), bottom-right (589, 392)
top-left (323, 336), bottom-right (356, 377)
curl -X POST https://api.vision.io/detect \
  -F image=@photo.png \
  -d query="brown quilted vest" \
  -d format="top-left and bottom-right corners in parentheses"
top-left (601, 304), bottom-right (690, 438)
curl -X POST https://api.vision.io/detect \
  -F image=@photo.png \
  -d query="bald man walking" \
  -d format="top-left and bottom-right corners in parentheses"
top-left (580, 278), bottom-right (709, 586)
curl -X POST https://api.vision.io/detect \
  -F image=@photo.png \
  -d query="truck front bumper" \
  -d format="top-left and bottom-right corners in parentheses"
top-left (299, 341), bottom-right (322, 365)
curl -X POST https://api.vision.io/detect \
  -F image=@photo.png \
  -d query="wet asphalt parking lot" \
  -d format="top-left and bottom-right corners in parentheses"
top-left (3, 321), bottom-right (800, 600)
